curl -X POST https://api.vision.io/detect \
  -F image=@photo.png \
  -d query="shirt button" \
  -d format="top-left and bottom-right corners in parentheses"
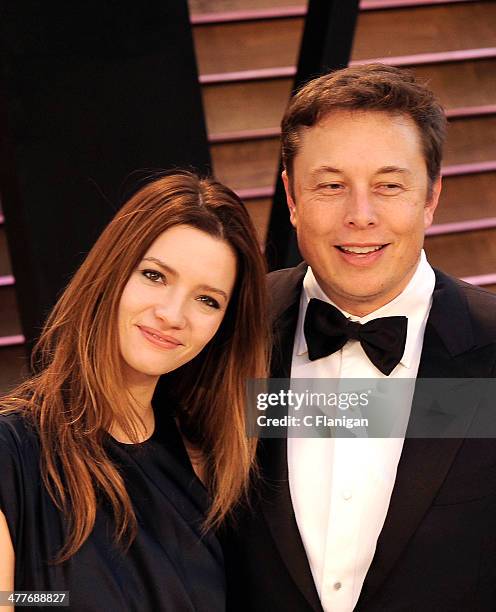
top-left (342, 490), bottom-right (352, 500)
top-left (334, 582), bottom-right (342, 591)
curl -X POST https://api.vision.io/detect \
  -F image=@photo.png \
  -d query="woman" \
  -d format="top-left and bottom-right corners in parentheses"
top-left (0, 171), bottom-right (269, 611)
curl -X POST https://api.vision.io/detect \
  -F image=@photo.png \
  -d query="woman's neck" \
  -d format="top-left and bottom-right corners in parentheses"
top-left (179, 427), bottom-right (207, 483)
top-left (111, 373), bottom-right (158, 443)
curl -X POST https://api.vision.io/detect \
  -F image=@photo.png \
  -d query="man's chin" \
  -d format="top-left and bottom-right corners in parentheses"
top-left (323, 280), bottom-right (398, 315)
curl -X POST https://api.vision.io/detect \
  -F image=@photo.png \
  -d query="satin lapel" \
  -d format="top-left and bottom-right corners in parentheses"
top-left (259, 438), bottom-right (323, 612)
top-left (270, 306), bottom-right (298, 378)
top-left (268, 262), bottom-right (307, 378)
top-left (358, 270), bottom-right (476, 607)
top-left (260, 263), bottom-right (323, 611)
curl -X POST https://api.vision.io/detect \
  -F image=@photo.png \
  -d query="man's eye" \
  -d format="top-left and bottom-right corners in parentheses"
top-left (141, 269), bottom-right (165, 283)
top-left (379, 183), bottom-right (402, 192)
top-left (197, 295), bottom-right (220, 310)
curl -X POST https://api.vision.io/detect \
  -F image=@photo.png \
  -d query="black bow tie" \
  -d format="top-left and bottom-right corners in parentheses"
top-left (303, 298), bottom-right (408, 376)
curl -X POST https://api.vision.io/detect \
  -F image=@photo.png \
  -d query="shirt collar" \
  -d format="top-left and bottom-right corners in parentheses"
top-left (295, 250), bottom-right (435, 368)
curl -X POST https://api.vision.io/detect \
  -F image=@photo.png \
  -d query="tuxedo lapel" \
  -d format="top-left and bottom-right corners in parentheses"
top-left (260, 263), bottom-right (323, 611)
top-left (258, 437), bottom-right (323, 612)
top-left (357, 269), bottom-right (478, 607)
top-left (269, 262), bottom-right (308, 378)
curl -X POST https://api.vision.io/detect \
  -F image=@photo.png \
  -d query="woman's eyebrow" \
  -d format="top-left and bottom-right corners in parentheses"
top-left (196, 285), bottom-right (228, 300)
top-left (141, 256), bottom-right (176, 275)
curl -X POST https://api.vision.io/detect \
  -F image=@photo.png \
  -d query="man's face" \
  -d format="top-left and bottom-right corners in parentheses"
top-left (283, 110), bottom-right (441, 316)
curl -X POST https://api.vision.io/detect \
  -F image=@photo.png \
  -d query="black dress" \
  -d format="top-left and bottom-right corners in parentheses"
top-left (0, 407), bottom-right (225, 611)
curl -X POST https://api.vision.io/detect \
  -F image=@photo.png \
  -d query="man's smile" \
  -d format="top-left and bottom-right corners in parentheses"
top-left (335, 244), bottom-right (389, 254)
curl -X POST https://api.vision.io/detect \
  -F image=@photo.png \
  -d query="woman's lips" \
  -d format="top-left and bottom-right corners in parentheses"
top-left (138, 325), bottom-right (184, 350)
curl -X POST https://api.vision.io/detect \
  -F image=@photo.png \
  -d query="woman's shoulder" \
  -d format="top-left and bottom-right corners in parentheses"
top-left (0, 410), bottom-right (42, 548)
top-left (0, 410), bottom-right (40, 460)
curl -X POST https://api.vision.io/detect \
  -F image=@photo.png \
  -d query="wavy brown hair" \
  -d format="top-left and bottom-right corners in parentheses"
top-left (1, 170), bottom-right (269, 562)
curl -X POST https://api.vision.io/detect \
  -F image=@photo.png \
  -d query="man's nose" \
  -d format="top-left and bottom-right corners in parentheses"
top-left (154, 293), bottom-right (187, 329)
top-left (343, 190), bottom-right (378, 229)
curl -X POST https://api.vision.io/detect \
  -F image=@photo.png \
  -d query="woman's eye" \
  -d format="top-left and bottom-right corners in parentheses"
top-left (141, 269), bottom-right (165, 283)
top-left (197, 295), bottom-right (220, 310)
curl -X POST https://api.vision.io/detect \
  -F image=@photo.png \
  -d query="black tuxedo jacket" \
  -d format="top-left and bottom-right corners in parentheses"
top-left (223, 263), bottom-right (496, 611)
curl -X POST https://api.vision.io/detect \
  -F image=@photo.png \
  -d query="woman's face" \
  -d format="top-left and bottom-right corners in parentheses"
top-left (118, 224), bottom-right (237, 388)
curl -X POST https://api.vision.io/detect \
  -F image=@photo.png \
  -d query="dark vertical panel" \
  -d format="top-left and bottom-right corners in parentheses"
top-left (266, 0), bottom-right (360, 271)
top-left (0, 0), bottom-right (210, 346)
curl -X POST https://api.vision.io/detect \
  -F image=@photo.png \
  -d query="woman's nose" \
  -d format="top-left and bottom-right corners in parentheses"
top-left (153, 295), bottom-right (187, 329)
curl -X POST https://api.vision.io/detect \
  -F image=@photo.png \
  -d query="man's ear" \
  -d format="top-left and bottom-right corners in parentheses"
top-left (424, 175), bottom-right (442, 230)
top-left (282, 170), bottom-right (297, 228)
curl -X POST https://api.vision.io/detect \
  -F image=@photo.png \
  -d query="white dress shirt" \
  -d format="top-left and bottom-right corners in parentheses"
top-left (288, 250), bottom-right (436, 611)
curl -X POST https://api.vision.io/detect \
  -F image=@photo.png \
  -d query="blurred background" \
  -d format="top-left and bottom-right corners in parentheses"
top-left (1, 0), bottom-right (495, 393)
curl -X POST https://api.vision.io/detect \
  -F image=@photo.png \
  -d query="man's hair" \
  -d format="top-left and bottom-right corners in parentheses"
top-left (281, 63), bottom-right (447, 192)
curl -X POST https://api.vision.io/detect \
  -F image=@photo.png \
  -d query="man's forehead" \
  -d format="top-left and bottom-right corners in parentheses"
top-left (292, 111), bottom-right (426, 172)
top-left (298, 109), bottom-right (422, 146)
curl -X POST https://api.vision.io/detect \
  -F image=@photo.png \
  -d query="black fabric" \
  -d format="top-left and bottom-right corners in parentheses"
top-left (0, 407), bottom-right (225, 611)
top-left (304, 297), bottom-right (408, 375)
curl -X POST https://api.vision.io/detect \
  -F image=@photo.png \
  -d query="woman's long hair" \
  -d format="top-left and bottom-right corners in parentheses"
top-left (1, 171), bottom-right (269, 561)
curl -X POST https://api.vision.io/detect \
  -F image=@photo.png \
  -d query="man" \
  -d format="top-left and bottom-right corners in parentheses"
top-left (224, 64), bottom-right (496, 610)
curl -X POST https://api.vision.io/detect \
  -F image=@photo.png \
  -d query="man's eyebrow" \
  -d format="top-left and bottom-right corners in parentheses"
top-left (310, 166), bottom-right (343, 177)
top-left (141, 257), bottom-right (228, 300)
top-left (375, 166), bottom-right (412, 175)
